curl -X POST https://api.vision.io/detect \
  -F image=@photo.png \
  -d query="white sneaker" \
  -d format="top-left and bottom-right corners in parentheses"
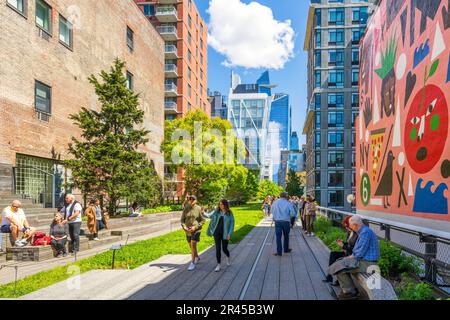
top-left (93, 238), bottom-right (100, 241)
top-left (214, 264), bottom-right (221, 272)
top-left (188, 262), bottom-right (196, 271)
top-left (14, 240), bottom-right (25, 247)
top-left (226, 256), bottom-right (231, 266)
top-left (310, 232), bottom-right (315, 237)
top-left (194, 257), bottom-right (200, 264)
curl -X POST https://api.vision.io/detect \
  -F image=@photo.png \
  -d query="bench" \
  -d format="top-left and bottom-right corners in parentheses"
top-left (351, 272), bottom-right (398, 300)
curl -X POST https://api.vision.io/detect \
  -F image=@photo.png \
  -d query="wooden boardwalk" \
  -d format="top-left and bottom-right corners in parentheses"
top-left (128, 218), bottom-right (335, 300)
top-left (21, 218), bottom-right (336, 300)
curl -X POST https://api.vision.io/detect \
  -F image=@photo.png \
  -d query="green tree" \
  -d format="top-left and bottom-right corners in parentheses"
top-left (257, 180), bottom-right (283, 199)
top-left (65, 59), bottom-right (161, 214)
top-left (161, 110), bottom-right (248, 205)
top-left (286, 169), bottom-right (304, 197)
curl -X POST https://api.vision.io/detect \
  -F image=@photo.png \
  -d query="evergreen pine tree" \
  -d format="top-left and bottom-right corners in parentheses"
top-left (65, 59), bottom-right (161, 214)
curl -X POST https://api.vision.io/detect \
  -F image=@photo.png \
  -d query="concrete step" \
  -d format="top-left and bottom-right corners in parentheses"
top-left (0, 201), bottom-right (40, 207)
top-left (0, 195), bottom-right (34, 202)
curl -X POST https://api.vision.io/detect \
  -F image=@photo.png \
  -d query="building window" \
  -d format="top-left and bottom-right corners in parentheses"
top-left (328, 93), bottom-right (344, 109)
top-left (127, 26), bottom-right (134, 52)
top-left (314, 93), bottom-right (321, 110)
top-left (315, 50), bottom-right (321, 68)
top-left (200, 23), bottom-right (204, 34)
top-left (315, 131), bottom-right (321, 148)
top-left (328, 50), bottom-right (344, 66)
top-left (7, 0), bottom-right (27, 16)
top-left (315, 152), bottom-right (321, 168)
top-left (200, 53), bottom-right (204, 66)
top-left (328, 190), bottom-right (344, 207)
top-left (126, 71), bottom-right (133, 91)
top-left (188, 50), bottom-right (192, 62)
top-left (36, 0), bottom-right (52, 34)
top-left (315, 171), bottom-right (321, 188)
top-left (352, 7), bottom-right (368, 24)
top-left (328, 70), bottom-right (344, 88)
top-left (352, 69), bottom-right (359, 86)
top-left (329, 8), bottom-right (344, 26)
top-left (315, 8), bottom-right (321, 27)
top-left (141, 4), bottom-right (155, 17)
top-left (188, 32), bottom-right (192, 45)
top-left (35, 80), bottom-right (51, 114)
top-left (352, 28), bottom-right (365, 44)
top-left (328, 111), bottom-right (344, 128)
top-left (352, 130), bottom-right (356, 147)
top-left (188, 67), bottom-right (192, 80)
top-left (188, 15), bottom-right (192, 28)
top-left (314, 71), bottom-right (321, 88)
top-left (328, 131), bottom-right (344, 148)
top-left (315, 111), bottom-right (321, 129)
top-left (352, 93), bottom-right (359, 108)
top-left (352, 152), bottom-right (356, 167)
top-left (352, 49), bottom-right (360, 65)
top-left (328, 29), bottom-right (344, 46)
top-left (328, 151), bottom-right (344, 168)
top-left (328, 171), bottom-right (344, 187)
top-left (315, 31), bottom-right (321, 48)
top-left (188, 84), bottom-right (192, 97)
top-left (59, 15), bottom-right (73, 49)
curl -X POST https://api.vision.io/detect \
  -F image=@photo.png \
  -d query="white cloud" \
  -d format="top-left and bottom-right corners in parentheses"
top-left (207, 0), bottom-right (295, 70)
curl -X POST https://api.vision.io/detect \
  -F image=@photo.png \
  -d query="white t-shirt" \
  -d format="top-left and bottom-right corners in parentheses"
top-left (62, 202), bottom-right (83, 224)
top-left (1, 207), bottom-right (26, 227)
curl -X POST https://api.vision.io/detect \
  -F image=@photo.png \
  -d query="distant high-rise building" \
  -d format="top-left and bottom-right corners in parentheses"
top-left (135, 0), bottom-right (209, 120)
top-left (303, 0), bottom-right (376, 211)
top-left (228, 71), bottom-right (291, 183)
top-left (291, 132), bottom-right (300, 151)
top-left (209, 91), bottom-right (228, 120)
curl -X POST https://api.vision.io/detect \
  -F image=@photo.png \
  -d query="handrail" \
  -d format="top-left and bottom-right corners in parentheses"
top-left (317, 206), bottom-right (450, 291)
top-left (317, 206), bottom-right (450, 242)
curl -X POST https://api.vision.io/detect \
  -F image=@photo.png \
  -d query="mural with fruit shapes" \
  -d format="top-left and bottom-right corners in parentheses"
top-left (357, 0), bottom-right (450, 221)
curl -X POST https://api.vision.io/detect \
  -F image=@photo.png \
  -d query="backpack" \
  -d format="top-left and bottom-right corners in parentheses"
top-left (33, 232), bottom-right (52, 246)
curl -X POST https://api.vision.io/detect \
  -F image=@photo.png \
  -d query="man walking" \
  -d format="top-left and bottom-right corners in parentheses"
top-left (271, 192), bottom-right (296, 256)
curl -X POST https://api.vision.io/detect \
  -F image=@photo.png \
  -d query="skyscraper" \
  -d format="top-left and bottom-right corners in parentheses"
top-left (209, 90), bottom-right (228, 120)
top-left (228, 71), bottom-right (291, 183)
top-left (303, 0), bottom-right (376, 211)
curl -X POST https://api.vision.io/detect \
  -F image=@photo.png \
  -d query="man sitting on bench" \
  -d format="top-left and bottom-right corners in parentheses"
top-left (1, 200), bottom-right (36, 247)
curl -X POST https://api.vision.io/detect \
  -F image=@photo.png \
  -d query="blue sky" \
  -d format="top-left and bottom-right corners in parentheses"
top-left (196, 0), bottom-right (310, 145)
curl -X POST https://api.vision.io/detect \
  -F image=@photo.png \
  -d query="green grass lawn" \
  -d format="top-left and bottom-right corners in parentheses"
top-left (0, 202), bottom-right (263, 298)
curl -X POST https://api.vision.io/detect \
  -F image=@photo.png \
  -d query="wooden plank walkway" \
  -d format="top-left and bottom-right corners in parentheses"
top-left (128, 218), bottom-right (335, 300)
top-left (20, 218), bottom-right (336, 300)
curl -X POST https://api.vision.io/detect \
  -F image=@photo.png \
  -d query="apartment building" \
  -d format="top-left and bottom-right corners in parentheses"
top-left (303, 0), bottom-right (376, 211)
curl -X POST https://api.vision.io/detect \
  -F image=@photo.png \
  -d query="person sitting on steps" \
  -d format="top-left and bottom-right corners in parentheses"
top-left (50, 213), bottom-right (69, 258)
top-left (1, 200), bottom-right (36, 247)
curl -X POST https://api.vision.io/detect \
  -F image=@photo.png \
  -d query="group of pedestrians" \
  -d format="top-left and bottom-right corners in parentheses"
top-left (1, 194), bottom-right (109, 258)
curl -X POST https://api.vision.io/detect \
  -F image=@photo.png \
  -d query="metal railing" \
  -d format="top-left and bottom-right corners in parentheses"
top-left (317, 206), bottom-right (450, 293)
top-left (156, 25), bottom-right (177, 34)
top-left (156, 6), bottom-right (177, 15)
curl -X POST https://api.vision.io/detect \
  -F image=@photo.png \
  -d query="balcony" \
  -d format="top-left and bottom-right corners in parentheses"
top-left (156, 25), bottom-right (178, 41)
top-left (159, 0), bottom-right (179, 4)
top-left (165, 83), bottom-right (178, 97)
top-left (165, 101), bottom-right (178, 114)
top-left (156, 6), bottom-right (178, 23)
top-left (165, 63), bottom-right (178, 78)
top-left (165, 45), bottom-right (178, 59)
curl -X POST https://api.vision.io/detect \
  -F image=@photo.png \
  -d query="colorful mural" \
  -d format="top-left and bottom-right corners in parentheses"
top-left (357, 0), bottom-right (450, 221)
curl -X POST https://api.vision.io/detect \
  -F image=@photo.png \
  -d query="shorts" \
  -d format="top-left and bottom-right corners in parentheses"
top-left (186, 232), bottom-right (201, 243)
top-left (1, 225), bottom-right (11, 233)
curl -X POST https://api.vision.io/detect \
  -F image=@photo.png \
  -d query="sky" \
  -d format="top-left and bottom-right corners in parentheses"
top-left (195, 0), bottom-right (310, 145)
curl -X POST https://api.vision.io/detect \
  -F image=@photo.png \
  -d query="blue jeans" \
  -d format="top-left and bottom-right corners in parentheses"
top-left (275, 221), bottom-right (291, 255)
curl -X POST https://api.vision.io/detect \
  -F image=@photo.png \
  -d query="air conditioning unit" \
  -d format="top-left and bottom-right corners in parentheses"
top-left (36, 111), bottom-right (50, 122)
top-left (38, 28), bottom-right (50, 41)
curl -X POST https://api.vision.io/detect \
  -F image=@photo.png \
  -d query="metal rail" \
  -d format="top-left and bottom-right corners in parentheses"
top-left (317, 206), bottom-right (450, 291)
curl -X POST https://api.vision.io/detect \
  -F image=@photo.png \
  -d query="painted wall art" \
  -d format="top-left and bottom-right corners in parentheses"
top-left (357, 0), bottom-right (450, 221)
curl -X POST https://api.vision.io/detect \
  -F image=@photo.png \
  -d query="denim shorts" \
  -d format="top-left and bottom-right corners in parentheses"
top-left (1, 225), bottom-right (12, 233)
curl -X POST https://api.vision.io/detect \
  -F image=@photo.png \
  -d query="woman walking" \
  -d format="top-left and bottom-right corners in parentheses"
top-left (206, 199), bottom-right (235, 272)
top-left (305, 195), bottom-right (317, 236)
top-left (181, 195), bottom-right (205, 271)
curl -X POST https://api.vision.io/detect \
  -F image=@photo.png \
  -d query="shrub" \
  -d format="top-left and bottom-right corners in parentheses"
top-left (378, 240), bottom-right (419, 278)
top-left (399, 282), bottom-right (434, 300)
top-left (315, 216), bottom-right (347, 251)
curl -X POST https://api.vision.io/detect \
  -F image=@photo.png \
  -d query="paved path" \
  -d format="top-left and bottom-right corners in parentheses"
top-left (21, 218), bottom-right (335, 300)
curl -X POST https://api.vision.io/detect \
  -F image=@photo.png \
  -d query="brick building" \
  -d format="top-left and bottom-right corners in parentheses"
top-left (0, 0), bottom-right (165, 205)
top-left (134, 0), bottom-right (209, 120)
